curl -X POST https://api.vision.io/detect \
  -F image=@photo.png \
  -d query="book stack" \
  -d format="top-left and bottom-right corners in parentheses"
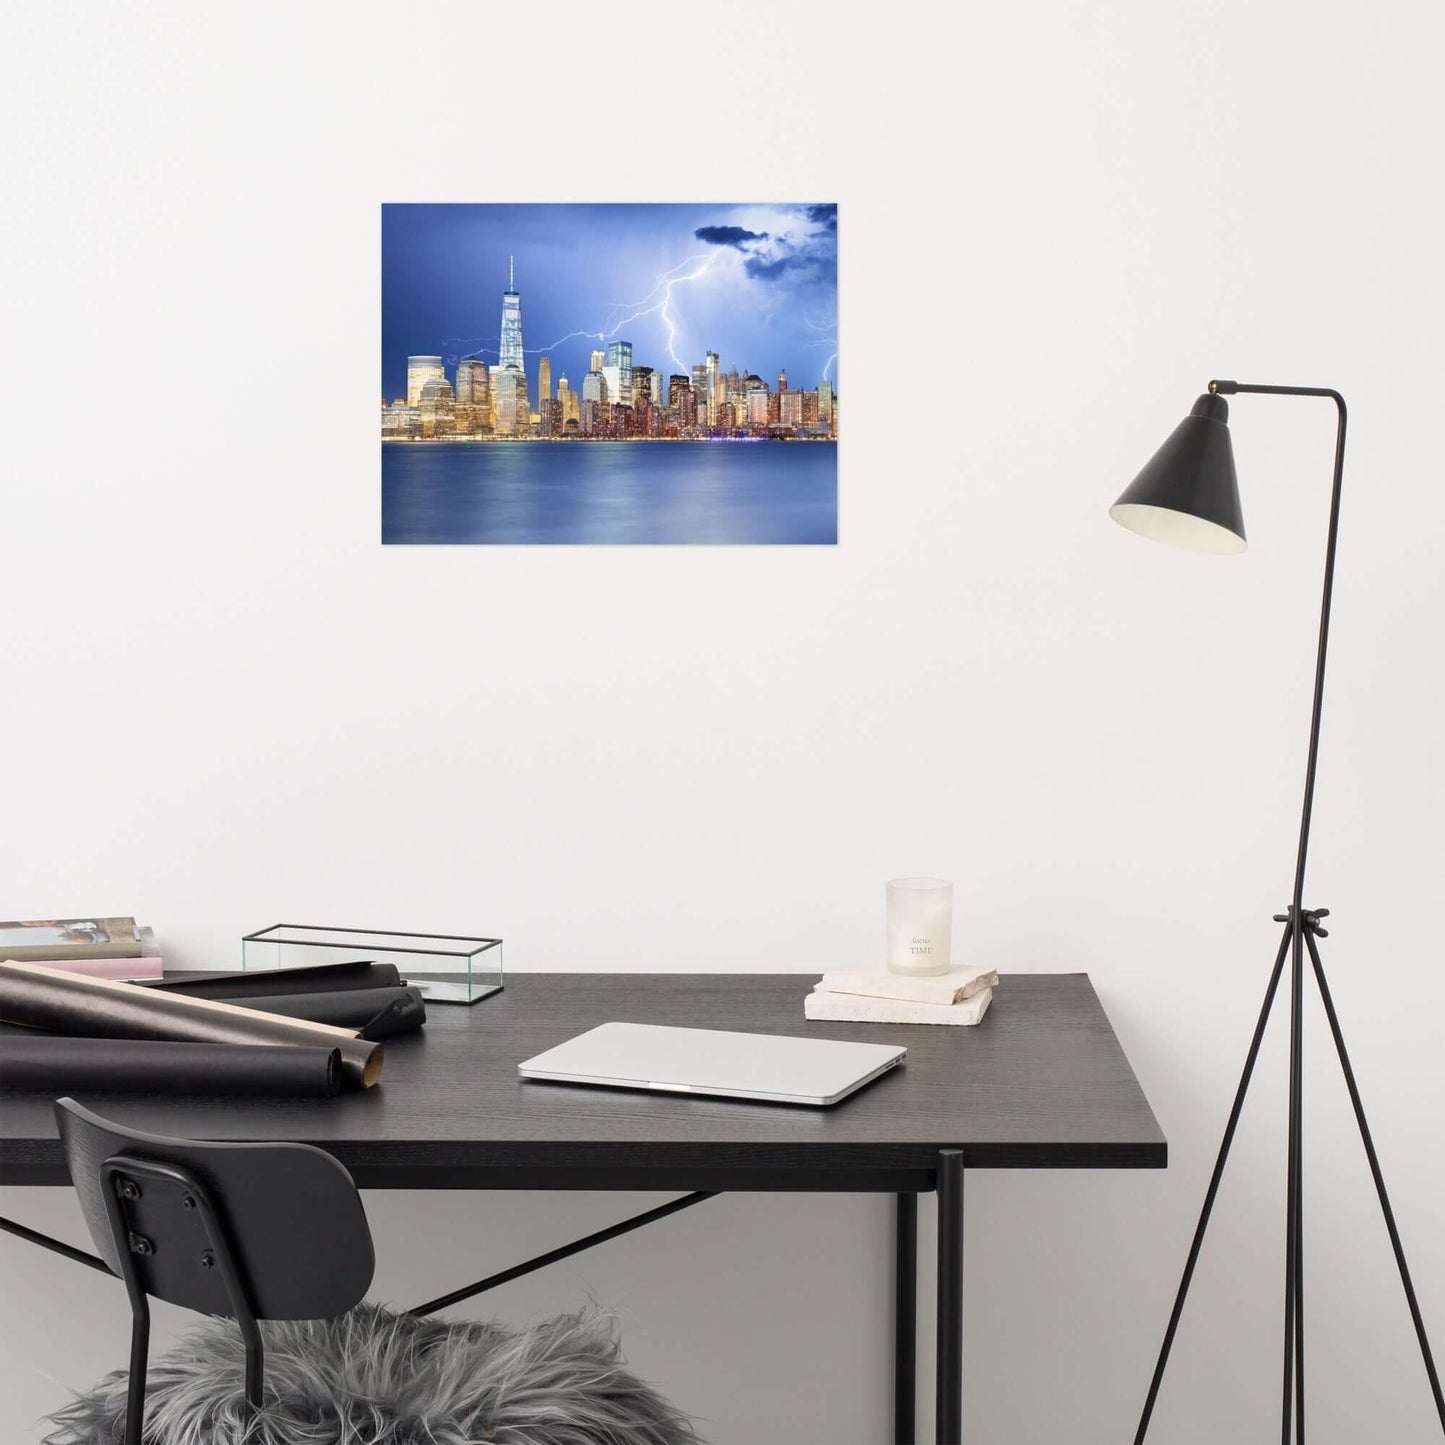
top-left (0, 917), bottom-right (161, 980)
top-left (805, 964), bottom-right (997, 1025)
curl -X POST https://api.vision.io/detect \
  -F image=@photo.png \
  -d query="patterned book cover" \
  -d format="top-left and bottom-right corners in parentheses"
top-left (0, 918), bottom-right (142, 961)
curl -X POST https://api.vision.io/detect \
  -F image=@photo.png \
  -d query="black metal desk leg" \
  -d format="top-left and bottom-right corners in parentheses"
top-left (896, 1193), bottom-right (918, 1444)
top-left (937, 1151), bottom-right (965, 1444)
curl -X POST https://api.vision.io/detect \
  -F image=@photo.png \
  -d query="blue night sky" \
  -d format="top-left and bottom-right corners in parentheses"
top-left (381, 203), bottom-right (838, 403)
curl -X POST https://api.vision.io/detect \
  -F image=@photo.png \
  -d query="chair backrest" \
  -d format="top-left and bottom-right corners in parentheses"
top-left (55, 1098), bottom-right (374, 1320)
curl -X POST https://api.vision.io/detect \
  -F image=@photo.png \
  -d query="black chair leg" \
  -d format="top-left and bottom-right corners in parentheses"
top-left (125, 1297), bottom-right (149, 1442)
top-left (241, 1320), bottom-right (265, 1414)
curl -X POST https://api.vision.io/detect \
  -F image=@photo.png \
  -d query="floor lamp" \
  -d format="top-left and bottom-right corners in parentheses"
top-left (1109, 381), bottom-right (1445, 1443)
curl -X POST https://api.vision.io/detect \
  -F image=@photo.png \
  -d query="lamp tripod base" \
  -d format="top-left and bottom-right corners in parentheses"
top-left (1134, 907), bottom-right (1445, 1442)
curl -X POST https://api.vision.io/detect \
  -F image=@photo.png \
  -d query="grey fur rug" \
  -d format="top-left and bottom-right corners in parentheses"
top-left (43, 1303), bottom-right (700, 1445)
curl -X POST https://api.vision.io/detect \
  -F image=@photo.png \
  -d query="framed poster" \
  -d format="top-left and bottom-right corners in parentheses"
top-left (382, 203), bottom-right (837, 545)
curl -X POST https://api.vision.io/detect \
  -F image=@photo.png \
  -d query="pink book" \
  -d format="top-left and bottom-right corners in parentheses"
top-left (15, 956), bottom-right (164, 981)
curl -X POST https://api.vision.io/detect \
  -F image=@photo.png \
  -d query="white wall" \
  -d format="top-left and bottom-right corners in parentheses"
top-left (3, 2), bottom-right (1443, 1439)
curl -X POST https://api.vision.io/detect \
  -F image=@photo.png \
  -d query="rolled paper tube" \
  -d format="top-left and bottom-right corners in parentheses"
top-left (227, 986), bottom-right (426, 1038)
top-left (0, 961), bottom-right (384, 1089)
top-left (0, 1033), bottom-right (342, 1098)
top-left (141, 959), bottom-right (403, 998)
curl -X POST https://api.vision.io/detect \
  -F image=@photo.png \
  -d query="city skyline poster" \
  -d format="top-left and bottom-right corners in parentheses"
top-left (382, 203), bottom-right (838, 544)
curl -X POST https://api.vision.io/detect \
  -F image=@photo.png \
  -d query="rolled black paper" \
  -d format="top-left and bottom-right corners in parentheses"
top-left (141, 960), bottom-right (403, 998)
top-left (228, 986), bottom-right (425, 1039)
top-left (0, 1033), bottom-right (342, 1097)
top-left (0, 961), bottom-right (384, 1089)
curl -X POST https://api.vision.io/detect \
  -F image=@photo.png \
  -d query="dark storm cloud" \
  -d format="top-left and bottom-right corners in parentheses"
top-left (694, 224), bottom-right (769, 249)
top-left (745, 253), bottom-right (810, 281)
top-left (806, 204), bottom-right (838, 229)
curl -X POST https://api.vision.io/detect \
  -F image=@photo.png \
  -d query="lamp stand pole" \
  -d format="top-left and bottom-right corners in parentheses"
top-left (1134, 383), bottom-right (1445, 1443)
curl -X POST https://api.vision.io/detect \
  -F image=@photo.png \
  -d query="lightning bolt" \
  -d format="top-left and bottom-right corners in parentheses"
top-left (802, 311), bottom-right (838, 382)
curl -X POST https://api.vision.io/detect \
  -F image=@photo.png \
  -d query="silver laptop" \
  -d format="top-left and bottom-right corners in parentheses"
top-left (517, 1022), bottom-right (906, 1107)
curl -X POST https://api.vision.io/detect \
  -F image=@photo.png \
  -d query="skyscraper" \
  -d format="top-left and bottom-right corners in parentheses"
top-left (705, 351), bottom-right (719, 425)
top-left (604, 340), bottom-right (633, 408)
top-left (454, 359), bottom-right (486, 435)
top-left (538, 356), bottom-right (551, 406)
top-left (818, 378), bottom-right (833, 430)
top-left (473, 361), bottom-right (492, 432)
top-left (499, 256), bottom-right (524, 372)
top-left (590, 348), bottom-right (605, 373)
top-left (417, 376), bottom-right (456, 438)
top-left (631, 365), bottom-right (653, 410)
top-left (407, 355), bottom-right (444, 408)
top-left (496, 256), bottom-right (527, 430)
top-left (558, 375), bottom-right (579, 427)
top-left (777, 368), bottom-right (787, 394)
top-left (492, 367), bottom-right (528, 436)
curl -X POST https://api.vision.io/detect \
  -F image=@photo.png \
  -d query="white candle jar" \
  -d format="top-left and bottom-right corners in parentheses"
top-left (886, 877), bottom-right (954, 976)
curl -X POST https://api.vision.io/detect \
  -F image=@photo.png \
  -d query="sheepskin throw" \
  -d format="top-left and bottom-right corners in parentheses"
top-left (44, 1303), bottom-right (700, 1445)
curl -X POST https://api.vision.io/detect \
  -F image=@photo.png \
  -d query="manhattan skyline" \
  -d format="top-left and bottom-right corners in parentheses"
top-left (381, 203), bottom-right (838, 407)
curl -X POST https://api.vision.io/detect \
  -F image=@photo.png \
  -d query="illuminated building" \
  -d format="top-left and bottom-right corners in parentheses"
top-left (668, 374), bottom-right (690, 408)
top-left (455, 360), bottom-right (489, 429)
top-left (604, 340), bottom-right (633, 408)
top-left (473, 362), bottom-right (492, 431)
top-left (780, 389), bottom-right (804, 428)
top-left (582, 369), bottom-right (606, 407)
top-left (590, 348), bottom-right (605, 373)
top-left (650, 370), bottom-right (662, 405)
top-left (768, 389), bottom-right (781, 425)
top-left (382, 403), bottom-right (422, 439)
top-left (499, 256), bottom-right (524, 371)
top-left (746, 390), bottom-right (769, 428)
top-left (691, 364), bottom-right (707, 410)
top-left (580, 398), bottom-right (599, 435)
top-left (407, 356), bottom-right (444, 408)
top-left (679, 386), bottom-right (697, 426)
top-left (631, 366), bottom-right (654, 411)
top-left (558, 375), bottom-right (579, 426)
top-left (777, 368), bottom-right (787, 393)
top-left (802, 390), bottom-right (819, 429)
top-left (541, 397), bottom-right (563, 436)
top-left (494, 255), bottom-right (527, 430)
top-left (538, 356), bottom-right (551, 407)
top-left (492, 367), bottom-right (528, 435)
top-left (818, 379), bottom-right (833, 430)
top-left (417, 376), bottom-right (456, 438)
top-left (705, 351), bottom-right (719, 424)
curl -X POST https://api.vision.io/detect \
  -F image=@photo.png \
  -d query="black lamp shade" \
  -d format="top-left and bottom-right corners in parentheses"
top-left (1110, 393), bottom-right (1246, 554)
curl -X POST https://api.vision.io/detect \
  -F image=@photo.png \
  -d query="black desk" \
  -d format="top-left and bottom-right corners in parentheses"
top-left (0, 973), bottom-right (1165, 1442)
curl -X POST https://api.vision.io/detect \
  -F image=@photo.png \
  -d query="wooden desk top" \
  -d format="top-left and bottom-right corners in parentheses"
top-left (0, 973), bottom-right (1165, 1191)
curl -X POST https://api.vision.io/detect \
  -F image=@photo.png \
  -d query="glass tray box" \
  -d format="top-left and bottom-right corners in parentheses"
top-left (241, 926), bottom-right (502, 1005)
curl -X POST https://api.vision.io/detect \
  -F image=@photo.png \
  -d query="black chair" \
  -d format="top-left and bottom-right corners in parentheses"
top-left (54, 1097), bottom-right (375, 1443)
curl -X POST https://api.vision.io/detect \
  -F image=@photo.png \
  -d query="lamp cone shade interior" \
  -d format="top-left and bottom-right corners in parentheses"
top-left (1110, 393), bottom-right (1247, 554)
